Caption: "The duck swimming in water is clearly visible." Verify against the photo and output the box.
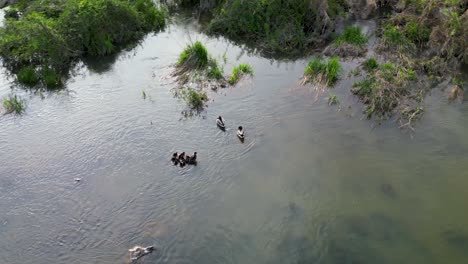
[216,116,225,130]
[237,126,244,140]
[187,152,197,164]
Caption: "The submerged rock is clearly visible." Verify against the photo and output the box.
[380,183,397,199]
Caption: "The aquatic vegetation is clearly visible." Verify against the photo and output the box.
[206,59,223,80]
[352,61,417,119]
[362,57,379,71]
[228,63,254,85]
[180,88,207,109]
[0,0,165,88]
[334,26,368,46]
[177,41,209,69]
[303,56,341,86]
[328,93,339,105]
[2,95,25,114]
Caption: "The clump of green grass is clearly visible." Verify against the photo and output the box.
[207,59,223,80]
[180,88,208,109]
[2,95,25,114]
[17,66,39,86]
[228,63,254,85]
[304,56,341,86]
[334,26,368,46]
[177,41,209,69]
[362,57,379,71]
[404,20,430,46]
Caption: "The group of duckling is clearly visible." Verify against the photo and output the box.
[171,152,197,167]
[216,116,245,141]
[170,116,244,168]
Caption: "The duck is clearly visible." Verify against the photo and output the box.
[237,126,244,140]
[216,116,226,130]
[171,152,179,165]
[187,152,197,164]
[128,245,155,261]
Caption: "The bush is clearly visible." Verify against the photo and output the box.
[304,56,341,86]
[362,57,379,71]
[2,95,25,114]
[177,41,209,69]
[334,26,367,46]
[0,0,165,88]
[228,63,254,85]
[17,67,39,86]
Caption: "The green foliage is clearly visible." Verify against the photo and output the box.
[351,61,416,118]
[17,67,39,86]
[382,23,409,48]
[362,57,379,71]
[208,0,346,55]
[180,88,207,109]
[2,95,25,114]
[0,0,165,88]
[207,59,223,80]
[228,63,254,85]
[334,26,368,46]
[178,41,209,69]
[304,56,341,86]
[40,67,62,88]
[404,21,430,45]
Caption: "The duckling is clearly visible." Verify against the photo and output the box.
[237,126,244,139]
[171,152,179,165]
[178,152,186,161]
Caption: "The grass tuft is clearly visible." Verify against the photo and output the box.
[228,63,254,85]
[362,57,379,71]
[207,59,223,80]
[180,88,208,109]
[2,95,25,114]
[177,41,209,69]
[304,56,341,86]
[334,26,368,46]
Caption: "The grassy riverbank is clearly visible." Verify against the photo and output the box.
[0,0,165,88]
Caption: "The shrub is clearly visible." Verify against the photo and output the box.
[177,41,209,69]
[334,26,368,46]
[304,56,341,86]
[2,95,25,114]
[362,57,379,71]
[228,63,254,85]
[17,67,39,86]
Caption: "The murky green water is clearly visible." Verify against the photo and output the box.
[1,18,468,264]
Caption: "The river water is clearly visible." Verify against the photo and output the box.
[1,18,468,264]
